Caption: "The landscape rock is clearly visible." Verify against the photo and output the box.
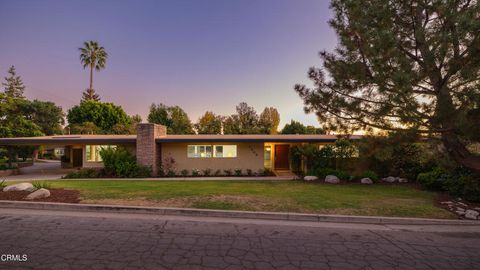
[25,188,51,200]
[303,176,318,181]
[325,175,340,184]
[360,178,373,185]
[382,176,396,183]
[465,210,479,220]
[397,178,408,183]
[3,183,35,192]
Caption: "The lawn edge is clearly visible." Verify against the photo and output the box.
[0,200,477,225]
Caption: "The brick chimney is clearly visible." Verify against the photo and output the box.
[136,123,166,176]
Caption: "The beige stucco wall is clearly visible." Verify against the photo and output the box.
[160,142,264,172]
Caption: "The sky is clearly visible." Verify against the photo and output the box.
[0,0,337,128]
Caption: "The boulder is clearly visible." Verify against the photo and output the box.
[397,178,408,183]
[325,175,340,184]
[465,210,479,220]
[360,178,373,185]
[3,183,35,192]
[25,188,51,200]
[382,176,397,183]
[303,176,318,181]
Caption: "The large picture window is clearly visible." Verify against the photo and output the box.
[187,145,212,158]
[213,145,237,158]
[86,145,116,162]
[187,145,237,158]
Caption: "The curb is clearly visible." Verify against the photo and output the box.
[0,200,478,225]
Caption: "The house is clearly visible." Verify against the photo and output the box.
[0,123,361,175]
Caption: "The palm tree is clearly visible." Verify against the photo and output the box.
[79,41,108,100]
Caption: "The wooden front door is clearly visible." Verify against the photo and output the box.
[72,149,83,167]
[274,145,290,170]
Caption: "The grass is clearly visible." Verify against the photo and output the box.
[39,180,456,219]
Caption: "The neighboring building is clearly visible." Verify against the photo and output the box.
[0,124,361,175]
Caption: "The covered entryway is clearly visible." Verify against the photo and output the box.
[274,144,290,170]
[72,148,83,168]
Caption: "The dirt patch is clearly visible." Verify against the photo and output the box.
[0,189,81,203]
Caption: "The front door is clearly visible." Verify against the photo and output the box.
[72,149,83,167]
[274,145,290,170]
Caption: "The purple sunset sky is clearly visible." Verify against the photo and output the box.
[0,0,336,127]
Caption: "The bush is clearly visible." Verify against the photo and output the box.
[257,168,275,176]
[417,168,448,191]
[191,169,200,177]
[63,168,102,179]
[32,181,52,190]
[202,168,212,176]
[0,179,7,188]
[234,169,242,176]
[223,169,232,176]
[99,147,151,178]
[444,170,480,202]
[214,169,222,176]
[166,169,176,177]
[180,169,189,177]
[355,170,379,182]
[246,169,253,176]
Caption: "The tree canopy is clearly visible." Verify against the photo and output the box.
[258,107,280,134]
[281,120,324,135]
[67,100,132,134]
[295,0,480,173]
[79,40,107,101]
[2,66,25,99]
[148,103,194,134]
[195,111,223,134]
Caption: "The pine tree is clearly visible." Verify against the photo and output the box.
[81,88,100,101]
[2,66,26,98]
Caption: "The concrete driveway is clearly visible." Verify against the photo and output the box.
[3,160,72,181]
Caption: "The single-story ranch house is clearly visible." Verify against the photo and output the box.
[0,124,361,175]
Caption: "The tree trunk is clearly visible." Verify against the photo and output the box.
[442,131,480,174]
[89,63,94,94]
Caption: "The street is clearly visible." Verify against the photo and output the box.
[0,208,479,270]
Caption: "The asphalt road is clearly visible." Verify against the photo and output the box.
[0,208,479,270]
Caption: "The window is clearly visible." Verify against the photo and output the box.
[264,145,272,168]
[187,145,237,158]
[187,145,212,158]
[214,145,237,158]
[86,145,116,162]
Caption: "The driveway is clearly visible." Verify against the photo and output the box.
[0,208,479,269]
[3,160,72,181]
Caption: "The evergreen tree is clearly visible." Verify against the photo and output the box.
[2,66,25,98]
[295,0,480,173]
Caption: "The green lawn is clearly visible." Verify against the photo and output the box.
[42,180,455,219]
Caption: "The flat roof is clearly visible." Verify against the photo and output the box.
[0,134,362,146]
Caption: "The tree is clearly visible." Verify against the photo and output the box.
[79,41,108,101]
[223,115,241,135]
[195,111,223,134]
[258,107,280,134]
[67,100,131,134]
[295,0,480,173]
[281,120,323,134]
[2,66,25,99]
[24,100,65,135]
[148,103,194,134]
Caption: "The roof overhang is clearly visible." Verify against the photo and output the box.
[0,136,137,146]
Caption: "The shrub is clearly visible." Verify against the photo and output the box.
[246,169,253,176]
[180,169,189,177]
[63,168,102,179]
[214,169,222,176]
[32,181,52,190]
[99,147,151,178]
[166,169,176,177]
[355,170,379,182]
[202,168,212,176]
[223,169,232,176]
[417,168,448,191]
[191,169,200,177]
[0,179,7,188]
[444,170,480,202]
[234,169,242,176]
